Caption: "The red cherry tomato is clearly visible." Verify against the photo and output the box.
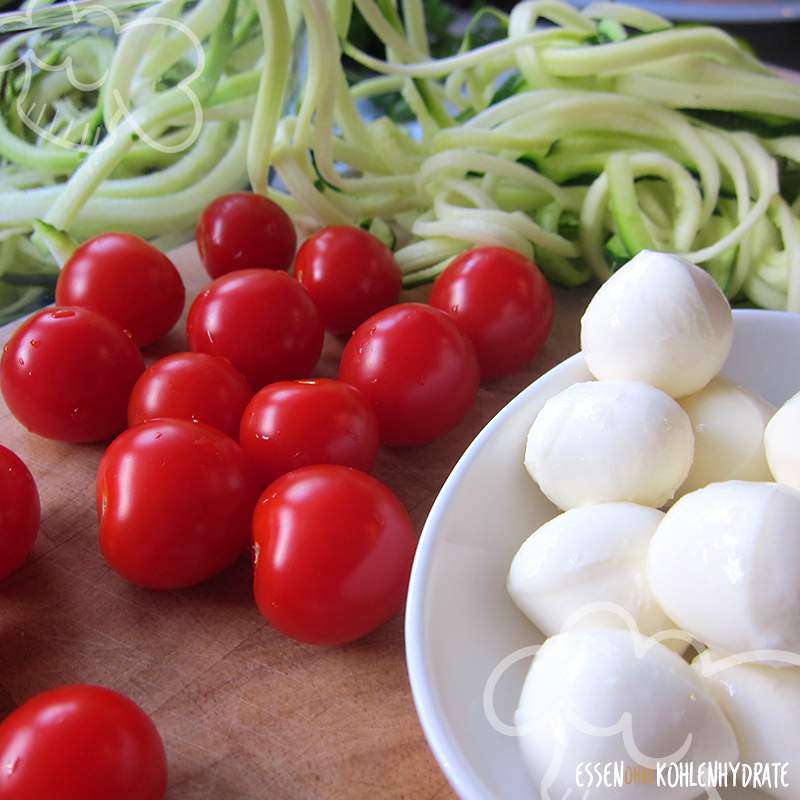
[0,445,39,581]
[187,269,324,388]
[294,226,402,334]
[128,352,251,440]
[429,247,553,380]
[1,307,145,442]
[339,303,479,446]
[0,684,167,800]
[252,465,416,644]
[196,192,296,279]
[97,419,258,589]
[55,233,185,347]
[239,378,379,485]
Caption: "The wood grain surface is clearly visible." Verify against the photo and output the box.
[0,243,593,800]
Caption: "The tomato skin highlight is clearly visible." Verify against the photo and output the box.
[187,269,324,389]
[339,303,479,446]
[0,445,39,581]
[128,352,252,440]
[196,192,297,279]
[97,419,259,589]
[0,684,167,800]
[240,378,379,486]
[294,226,402,334]
[252,465,417,645]
[55,233,185,347]
[429,247,553,380]
[0,307,145,443]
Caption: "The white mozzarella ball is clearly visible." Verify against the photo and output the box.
[508,503,679,644]
[580,250,733,398]
[648,481,800,658]
[694,652,800,800]
[678,377,774,495]
[516,628,738,799]
[765,391,800,491]
[525,380,694,510]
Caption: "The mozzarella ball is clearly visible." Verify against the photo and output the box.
[648,481,800,657]
[580,250,733,398]
[694,652,800,800]
[678,377,774,496]
[508,503,680,645]
[516,628,738,799]
[525,380,694,510]
[765,391,800,491]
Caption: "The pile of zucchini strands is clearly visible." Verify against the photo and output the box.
[2,0,800,324]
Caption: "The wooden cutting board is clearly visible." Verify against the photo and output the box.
[0,242,592,799]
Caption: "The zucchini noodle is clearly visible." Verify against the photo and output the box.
[1,0,799,314]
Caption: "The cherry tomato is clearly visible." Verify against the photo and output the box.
[97,419,258,589]
[0,684,166,800]
[294,226,402,334]
[1,307,145,442]
[339,303,479,446]
[55,233,185,347]
[239,378,379,485]
[196,192,296,279]
[128,352,251,440]
[0,445,39,581]
[187,269,323,388]
[252,465,416,644]
[429,247,553,380]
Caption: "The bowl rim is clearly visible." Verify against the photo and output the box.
[569,0,800,24]
[404,307,785,800]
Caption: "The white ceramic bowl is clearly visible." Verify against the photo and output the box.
[405,309,800,800]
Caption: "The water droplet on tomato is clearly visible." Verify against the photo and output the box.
[29,339,40,348]
[52,309,75,319]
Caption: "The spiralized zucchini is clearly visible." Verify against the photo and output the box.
[1,0,800,320]
[266,0,800,308]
